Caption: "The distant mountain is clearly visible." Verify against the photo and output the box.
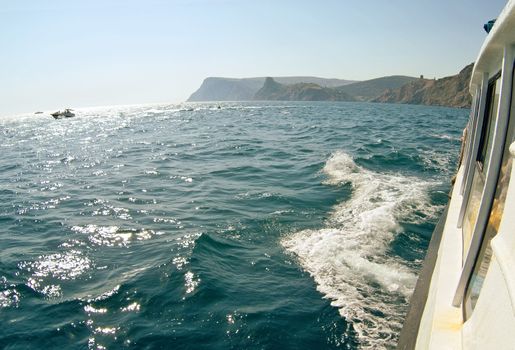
[336,76,419,101]
[187,78,261,101]
[273,77,356,87]
[188,65,473,108]
[254,77,356,101]
[187,76,356,101]
[372,63,473,108]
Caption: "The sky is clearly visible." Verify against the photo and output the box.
[0,0,508,116]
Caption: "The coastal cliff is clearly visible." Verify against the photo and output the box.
[188,64,473,108]
[372,63,473,108]
[254,78,356,101]
[187,77,355,102]
[187,77,263,101]
[335,76,419,101]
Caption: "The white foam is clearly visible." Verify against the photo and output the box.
[431,133,460,141]
[282,151,439,349]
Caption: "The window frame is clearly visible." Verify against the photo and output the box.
[477,72,502,173]
[459,72,501,260]
[460,90,482,195]
[453,49,515,308]
[458,73,490,228]
[462,63,515,319]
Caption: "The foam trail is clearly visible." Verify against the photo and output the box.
[282,151,438,349]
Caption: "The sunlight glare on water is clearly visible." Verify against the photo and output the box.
[0,102,467,349]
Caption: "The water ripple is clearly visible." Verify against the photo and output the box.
[0,102,468,349]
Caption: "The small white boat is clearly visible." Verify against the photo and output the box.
[51,109,75,119]
[398,1,515,349]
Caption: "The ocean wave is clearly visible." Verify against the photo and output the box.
[282,151,439,349]
[430,133,461,141]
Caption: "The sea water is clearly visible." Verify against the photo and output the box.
[0,102,468,349]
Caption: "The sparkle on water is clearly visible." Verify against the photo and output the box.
[0,102,467,349]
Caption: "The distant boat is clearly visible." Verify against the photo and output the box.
[34,111,43,114]
[51,109,75,119]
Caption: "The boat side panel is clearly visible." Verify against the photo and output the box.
[462,256,515,349]
[396,204,449,350]
[410,168,465,350]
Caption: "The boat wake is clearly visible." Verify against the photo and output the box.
[282,151,439,349]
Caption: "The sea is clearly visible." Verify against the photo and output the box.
[0,102,468,349]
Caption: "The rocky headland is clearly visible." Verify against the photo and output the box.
[372,63,473,108]
[187,63,474,108]
[254,77,356,101]
[188,77,355,102]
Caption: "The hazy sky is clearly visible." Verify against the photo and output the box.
[0,0,507,116]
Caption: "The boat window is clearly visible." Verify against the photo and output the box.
[478,76,502,170]
[463,69,514,319]
[462,74,501,260]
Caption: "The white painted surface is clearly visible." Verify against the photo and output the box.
[416,168,463,350]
